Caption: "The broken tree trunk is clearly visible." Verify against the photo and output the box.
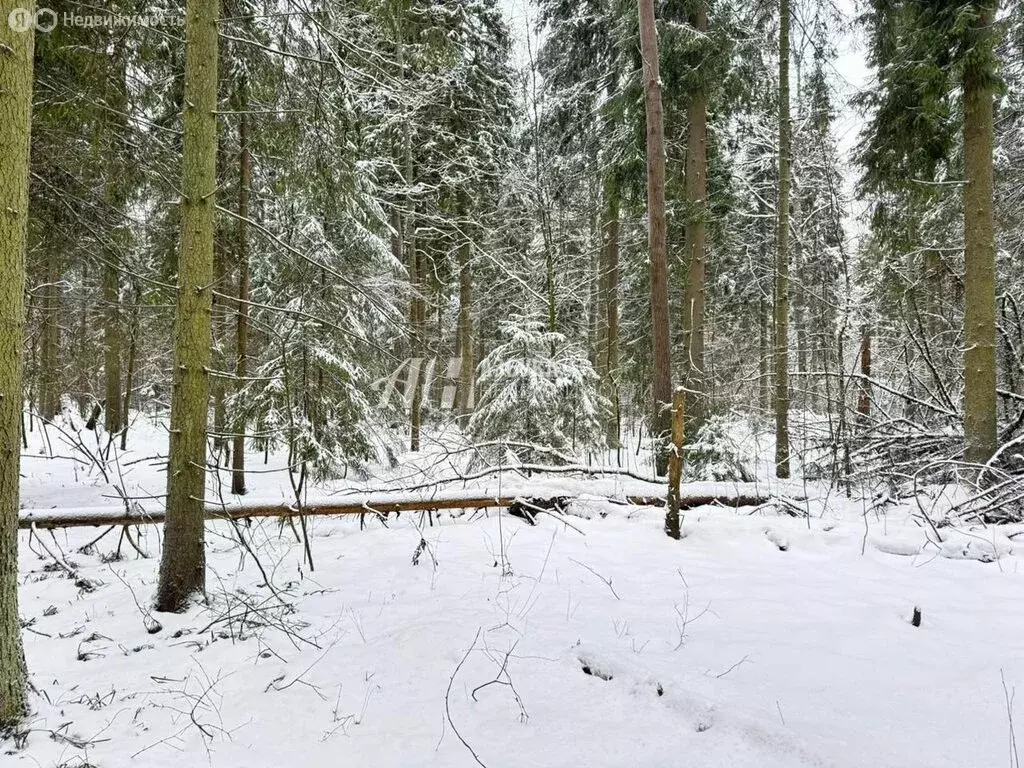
[665,387,685,539]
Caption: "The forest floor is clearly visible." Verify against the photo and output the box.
[8,411,1024,767]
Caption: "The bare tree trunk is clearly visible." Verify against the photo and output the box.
[455,196,474,418]
[120,283,141,451]
[231,103,251,495]
[398,32,425,452]
[157,0,219,612]
[602,172,621,446]
[759,296,769,412]
[408,201,424,451]
[102,262,123,434]
[75,263,89,415]
[407,225,425,451]
[857,324,871,425]
[638,0,673,478]
[211,244,227,459]
[961,1,998,465]
[39,247,60,421]
[102,33,129,437]
[0,1,34,722]
[433,280,444,409]
[665,388,685,539]
[794,240,808,411]
[774,0,792,478]
[590,233,603,371]
[681,0,708,438]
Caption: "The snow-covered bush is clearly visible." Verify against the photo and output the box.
[232,313,391,483]
[686,414,755,482]
[468,318,608,464]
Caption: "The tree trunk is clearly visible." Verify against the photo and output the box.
[102,31,129,437]
[602,171,621,446]
[232,103,251,495]
[102,261,123,434]
[590,232,603,371]
[681,0,708,438]
[120,283,141,451]
[0,1,34,723]
[39,245,60,421]
[74,263,90,414]
[794,239,808,411]
[638,0,673,477]
[211,247,227,459]
[665,388,685,539]
[961,2,998,466]
[774,0,792,479]
[759,296,769,412]
[156,0,219,613]
[456,200,474,418]
[407,193,424,450]
[857,324,871,425]
[401,28,424,452]
[545,237,557,333]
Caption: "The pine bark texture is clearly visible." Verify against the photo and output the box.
[681,0,708,438]
[0,0,34,723]
[961,2,998,465]
[638,0,673,476]
[774,0,792,479]
[156,0,219,612]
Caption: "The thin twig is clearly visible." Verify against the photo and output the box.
[568,558,620,600]
[443,628,487,768]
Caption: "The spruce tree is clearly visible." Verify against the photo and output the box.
[638,0,674,481]
[961,2,998,465]
[156,0,220,612]
[0,0,34,724]
[859,0,1000,466]
[680,0,710,438]
[775,0,792,478]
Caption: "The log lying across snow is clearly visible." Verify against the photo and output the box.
[19,484,785,530]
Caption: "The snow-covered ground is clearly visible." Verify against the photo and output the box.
[10,413,1024,767]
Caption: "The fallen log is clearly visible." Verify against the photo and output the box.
[19,489,782,530]
[624,494,785,510]
[20,496,525,530]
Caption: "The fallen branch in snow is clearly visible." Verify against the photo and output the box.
[568,558,621,600]
[442,628,488,768]
[625,492,800,511]
[472,639,528,723]
[19,487,785,529]
[713,654,751,679]
[1004,669,1021,768]
[27,524,77,577]
[390,461,663,493]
